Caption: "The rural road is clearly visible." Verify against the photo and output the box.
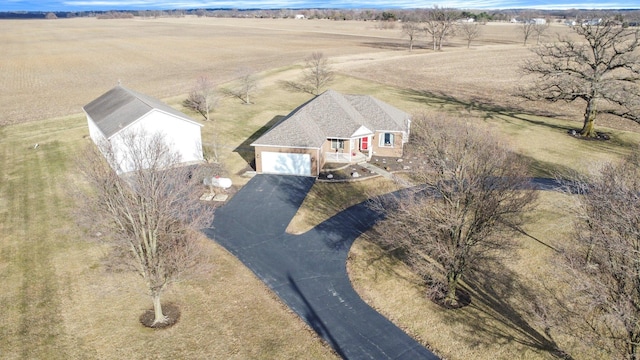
[204,174,439,359]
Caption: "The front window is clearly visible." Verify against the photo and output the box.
[331,139,345,150]
[380,133,394,147]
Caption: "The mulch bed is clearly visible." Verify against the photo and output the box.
[567,128,611,141]
[318,156,414,181]
[431,288,472,310]
[139,302,181,329]
[369,156,409,172]
[319,163,377,181]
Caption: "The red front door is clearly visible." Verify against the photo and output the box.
[360,137,368,151]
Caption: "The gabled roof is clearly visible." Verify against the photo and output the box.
[252,89,409,149]
[344,94,409,132]
[83,85,201,139]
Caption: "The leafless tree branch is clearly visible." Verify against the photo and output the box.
[518,20,640,137]
[73,130,215,325]
[183,76,218,121]
[371,115,537,307]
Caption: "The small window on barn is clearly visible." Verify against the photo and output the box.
[379,133,394,147]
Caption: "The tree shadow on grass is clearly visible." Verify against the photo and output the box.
[233,115,284,169]
[402,88,640,150]
[361,41,429,51]
[400,88,572,132]
[449,263,573,359]
[359,187,573,358]
[515,153,576,179]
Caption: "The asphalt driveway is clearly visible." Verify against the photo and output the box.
[204,174,438,359]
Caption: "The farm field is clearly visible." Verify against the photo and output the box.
[1,15,640,360]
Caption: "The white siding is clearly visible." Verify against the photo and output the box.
[86,114,107,146]
[130,110,203,164]
[103,110,203,174]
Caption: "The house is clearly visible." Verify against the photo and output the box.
[83,85,203,174]
[531,18,547,25]
[251,89,410,177]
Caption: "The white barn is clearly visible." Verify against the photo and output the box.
[83,85,203,174]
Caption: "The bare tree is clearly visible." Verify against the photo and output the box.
[201,131,226,164]
[532,21,550,45]
[559,152,640,359]
[520,21,640,137]
[302,52,335,95]
[372,115,537,307]
[520,21,536,46]
[401,21,421,51]
[518,12,539,46]
[222,67,258,104]
[459,22,482,48]
[75,130,214,326]
[281,52,335,95]
[183,76,218,121]
[422,6,459,51]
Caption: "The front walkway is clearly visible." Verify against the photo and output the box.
[204,175,438,360]
[359,162,394,179]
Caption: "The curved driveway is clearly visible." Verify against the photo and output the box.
[204,175,564,359]
[204,175,439,359]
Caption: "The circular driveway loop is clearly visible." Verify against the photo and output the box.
[204,174,439,359]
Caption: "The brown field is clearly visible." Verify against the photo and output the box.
[0,18,572,125]
[2,16,640,360]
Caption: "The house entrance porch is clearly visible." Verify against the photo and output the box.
[325,150,367,164]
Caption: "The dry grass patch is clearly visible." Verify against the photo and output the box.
[347,191,605,359]
[0,17,401,126]
[5,16,640,359]
[0,116,337,360]
[286,177,402,234]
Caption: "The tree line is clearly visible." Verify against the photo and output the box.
[5,8,640,22]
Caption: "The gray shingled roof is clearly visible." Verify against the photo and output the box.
[83,85,200,139]
[252,89,409,149]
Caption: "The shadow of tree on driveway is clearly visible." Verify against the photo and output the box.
[286,274,346,358]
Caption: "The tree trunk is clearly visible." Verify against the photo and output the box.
[446,272,460,306]
[152,293,167,325]
[581,99,597,137]
[629,333,638,360]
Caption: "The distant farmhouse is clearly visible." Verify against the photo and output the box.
[83,85,203,174]
[251,89,410,177]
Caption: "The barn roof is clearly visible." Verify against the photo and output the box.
[83,85,200,139]
[251,89,409,149]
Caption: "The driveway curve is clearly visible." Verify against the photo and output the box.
[204,174,439,359]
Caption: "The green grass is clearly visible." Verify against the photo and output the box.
[0,116,86,358]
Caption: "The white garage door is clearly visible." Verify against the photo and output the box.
[261,151,312,176]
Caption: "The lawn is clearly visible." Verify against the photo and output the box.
[2,16,640,360]
[0,115,338,359]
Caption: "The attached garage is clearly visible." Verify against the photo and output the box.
[261,151,312,176]
[250,90,410,177]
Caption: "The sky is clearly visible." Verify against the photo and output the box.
[1,0,638,12]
